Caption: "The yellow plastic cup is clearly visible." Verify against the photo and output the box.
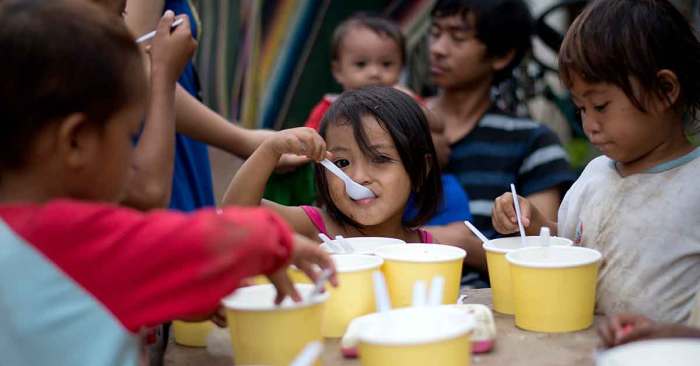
[172,320,215,347]
[373,244,466,308]
[322,254,384,338]
[484,236,573,314]
[320,237,405,255]
[222,284,329,366]
[245,266,312,286]
[506,246,601,332]
[358,307,474,366]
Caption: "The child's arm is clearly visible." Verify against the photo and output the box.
[122,12,196,210]
[13,200,335,331]
[124,0,308,173]
[222,128,328,237]
[491,192,558,236]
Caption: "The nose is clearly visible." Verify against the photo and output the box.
[367,64,381,81]
[348,160,372,186]
[430,34,448,59]
[581,113,601,138]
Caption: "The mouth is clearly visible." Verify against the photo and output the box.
[353,196,378,206]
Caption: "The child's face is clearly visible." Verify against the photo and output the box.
[429,15,493,89]
[332,26,403,91]
[324,115,412,227]
[569,73,673,165]
[83,100,144,202]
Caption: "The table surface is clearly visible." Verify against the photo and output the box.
[164,289,601,366]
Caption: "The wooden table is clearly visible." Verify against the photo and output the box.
[164,289,601,366]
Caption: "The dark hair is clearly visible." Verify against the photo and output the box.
[431,0,533,84]
[316,86,442,228]
[0,0,144,172]
[331,13,406,65]
[559,0,700,132]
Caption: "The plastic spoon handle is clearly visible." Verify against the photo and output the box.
[510,184,527,247]
[289,341,323,366]
[318,233,344,253]
[539,227,551,247]
[464,221,489,244]
[309,268,333,299]
[429,276,445,306]
[334,235,354,254]
[412,280,427,307]
[135,18,184,43]
[372,271,391,313]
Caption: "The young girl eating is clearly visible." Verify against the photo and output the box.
[491,0,700,323]
[224,86,443,243]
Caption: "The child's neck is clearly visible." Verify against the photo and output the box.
[0,169,64,204]
[431,83,492,144]
[617,126,695,176]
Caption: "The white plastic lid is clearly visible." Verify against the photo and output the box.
[358,307,474,346]
[320,237,405,255]
[597,339,700,366]
[483,236,573,254]
[505,246,601,269]
[222,284,329,311]
[332,254,383,272]
[373,244,466,263]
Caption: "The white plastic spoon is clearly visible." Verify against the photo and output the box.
[135,18,185,43]
[318,233,344,254]
[539,227,551,247]
[464,220,489,244]
[308,268,334,300]
[289,341,323,366]
[412,280,428,307]
[320,159,375,200]
[428,276,445,306]
[372,271,391,313]
[510,184,527,247]
[334,235,354,254]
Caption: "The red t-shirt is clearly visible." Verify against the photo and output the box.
[0,199,294,330]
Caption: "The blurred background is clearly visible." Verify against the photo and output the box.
[194,0,700,201]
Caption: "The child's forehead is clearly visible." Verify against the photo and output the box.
[325,115,395,148]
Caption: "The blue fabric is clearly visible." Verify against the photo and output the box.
[403,174,472,226]
[165,0,215,211]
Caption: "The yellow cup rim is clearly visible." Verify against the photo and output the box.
[331,254,384,272]
[505,246,602,269]
[221,284,329,312]
[373,243,466,263]
[358,307,474,346]
[483,236,573,254]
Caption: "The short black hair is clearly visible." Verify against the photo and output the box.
[431,0,533,84]
[0,0,145,172]
[316,86,442,228]
[331,13,406,65]
[560,0,700,132]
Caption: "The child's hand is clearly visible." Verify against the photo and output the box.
[149,10,197,83]
[263,127,329,162]
[597,313,700,348]
[266,234,337,305]
[492,192,540,235]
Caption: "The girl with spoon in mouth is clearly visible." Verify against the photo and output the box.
[223,86,442,244]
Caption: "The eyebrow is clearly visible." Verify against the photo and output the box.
[329,146,350,153]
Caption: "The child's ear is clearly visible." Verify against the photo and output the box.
[56,113,100,169]
[656,69,681,109]
[491,49,516,73]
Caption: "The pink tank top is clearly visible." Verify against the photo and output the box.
[301,206,434,243]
